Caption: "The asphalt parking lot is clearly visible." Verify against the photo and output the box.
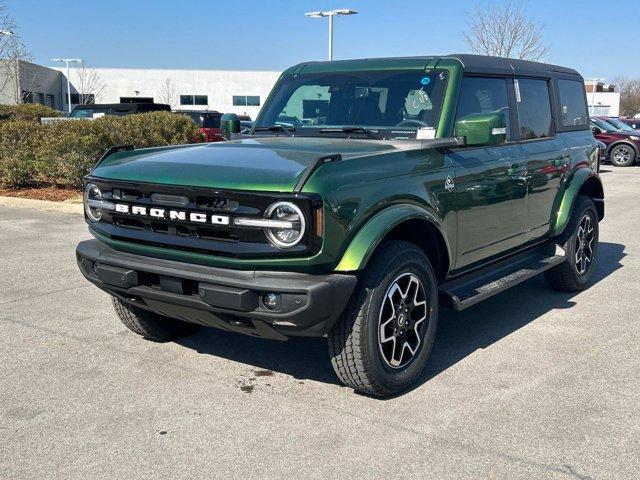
[1,166,639,479]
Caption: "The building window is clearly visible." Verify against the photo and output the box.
[45,94,55,109]
[22,91,34,103]
[233,95,260,106]
[180,95,208,106]
[65,93,82,104]
[588,105,610,116]
[180,95,194,105]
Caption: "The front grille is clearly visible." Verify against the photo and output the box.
[86,177,322,258]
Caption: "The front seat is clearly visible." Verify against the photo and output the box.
[347,97,383,125]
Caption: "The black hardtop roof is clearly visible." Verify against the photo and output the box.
[444,54,582,78]
[287,54,583,79]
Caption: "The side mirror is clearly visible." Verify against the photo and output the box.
[220,113,240,140]
[591,126,602,135]
[454,112,506,147]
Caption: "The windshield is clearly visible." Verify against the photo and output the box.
[604,117,636,132]
[255,69,449,140]
[591,117,617,132]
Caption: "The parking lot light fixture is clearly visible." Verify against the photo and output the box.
[304,9,358,61]
[51,58,83,113]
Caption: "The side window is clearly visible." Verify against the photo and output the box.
[515,78,553,140]
[557,79,588,127]
[455,77,510,142]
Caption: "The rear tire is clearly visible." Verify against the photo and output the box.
[545,196,599,292]
[328,241,438,397]
[609,144,636,167]
[112,297,199,341]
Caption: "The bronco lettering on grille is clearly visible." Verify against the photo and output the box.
[114,203,230,225]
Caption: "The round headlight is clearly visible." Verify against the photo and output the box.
[84,183,103,222]
[264,201,305,248]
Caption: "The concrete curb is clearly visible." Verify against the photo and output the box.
[0,195,83,215]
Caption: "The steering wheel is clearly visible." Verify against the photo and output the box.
[396,119,429,128]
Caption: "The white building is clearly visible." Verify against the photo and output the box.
[584,79,621,117]
[53,67,282,119]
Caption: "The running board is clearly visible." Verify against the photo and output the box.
[439,244,566,311]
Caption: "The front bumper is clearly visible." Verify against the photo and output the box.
[76,239,357,340]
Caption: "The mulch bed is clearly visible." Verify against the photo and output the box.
[0,186,82,202]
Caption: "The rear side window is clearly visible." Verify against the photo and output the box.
[557,79,588,127]
[455,77,511,142]
[514,78,553,140]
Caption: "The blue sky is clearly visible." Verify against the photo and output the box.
[7,0,639,80]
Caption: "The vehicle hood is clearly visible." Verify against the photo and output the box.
[91,137,400,192]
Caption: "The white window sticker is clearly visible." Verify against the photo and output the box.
[416,127,436,140]
[514,79,521,103]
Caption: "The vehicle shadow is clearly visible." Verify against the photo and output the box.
[175,242,625,393]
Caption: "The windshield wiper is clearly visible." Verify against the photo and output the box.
[317,126,379,136]
[253,125,295,137]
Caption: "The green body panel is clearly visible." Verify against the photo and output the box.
[86,56,602,279]
[551,167,602,237]
[92,137,398,192]
[334,204,449,271]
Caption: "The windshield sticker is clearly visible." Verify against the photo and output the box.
[420,76,431,86]
[416,127,436,140]
[514,79,522,102]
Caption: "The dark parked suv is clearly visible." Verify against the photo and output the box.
[77,55,603,396]
[590,117,640,166]
[70,102,171,118]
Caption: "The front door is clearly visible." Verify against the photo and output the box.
[449,76,527,270]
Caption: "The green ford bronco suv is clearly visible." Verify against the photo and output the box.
[76,54,604,396]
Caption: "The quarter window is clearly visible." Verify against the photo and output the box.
[514,78,553,140]
[455,77,511,142]
[557,79,589,127]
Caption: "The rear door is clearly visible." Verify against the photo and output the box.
[514,78,566,239]
[449,76,527,269]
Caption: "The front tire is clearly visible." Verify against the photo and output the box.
[609,144,636,167]
[328,241,438,397]
[545,196,599,292]
[112,297,199,341]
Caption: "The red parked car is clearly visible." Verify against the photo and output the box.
[590,117,640,167]
[180,111,252,142]
[180,111,224,142]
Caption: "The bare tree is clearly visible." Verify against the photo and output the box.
[157,78,177,107]
[613,76,640,118]
[74,62,106,104]
[0,0,32,102]
[464,0,549,61]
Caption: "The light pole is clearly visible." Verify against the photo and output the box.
[305,9,358,61]
[51,58,83,113]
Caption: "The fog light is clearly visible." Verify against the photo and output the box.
[263,293,279,310]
